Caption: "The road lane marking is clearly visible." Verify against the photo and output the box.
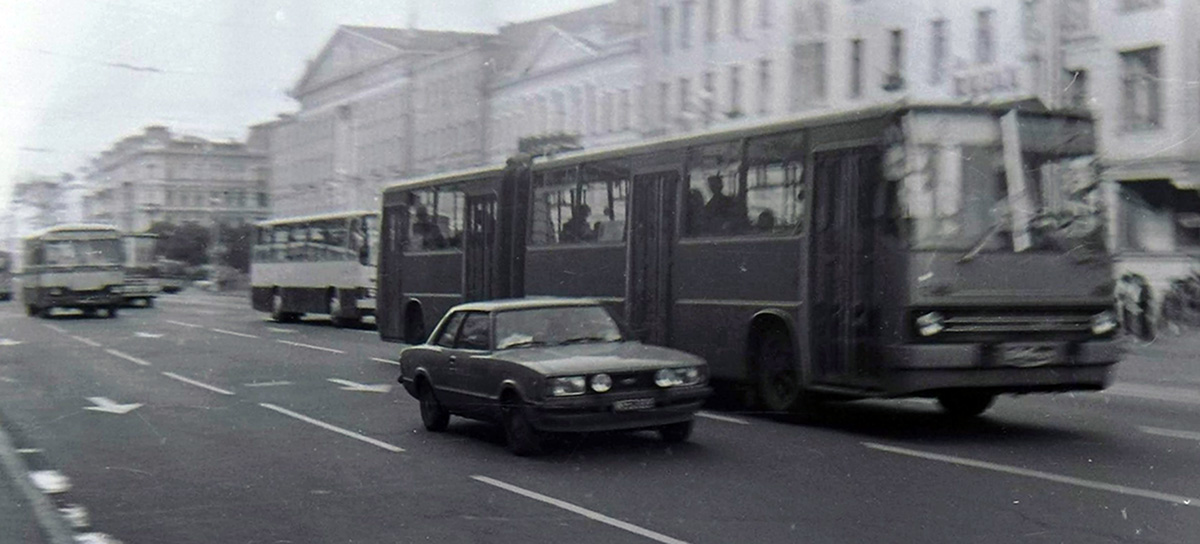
[266,326,297,334]
[370,357,400,366]
[70,336,102,348]
[104,349,152,367]
[1106,383,1200,405]
[243,380,293,388]
[43,324,68,334]
[133,332,163,339]
[83,397,143,414]
[864,442,1200,508]
[1139,426,1200,442]
[276,339,345,354]
[210,328,259,339]
[696,411,750,425]
[0,339,23,346]
[165,320,203,329]
[161,372,235,396]
[16,448,42,454]
[259,403,403,453]
[471,475,690,544]
[328,378,392,393]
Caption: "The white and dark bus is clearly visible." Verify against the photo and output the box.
[22,224,126,318]
[251,211,379,326]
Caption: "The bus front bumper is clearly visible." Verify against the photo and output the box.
[882,339,1124,395]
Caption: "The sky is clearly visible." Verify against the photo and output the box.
[0,0,609,212]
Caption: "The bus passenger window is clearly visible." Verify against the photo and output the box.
[685,134,807,237]
[407,188,464,251]
[685,141,749,236]
[530,163,628,246]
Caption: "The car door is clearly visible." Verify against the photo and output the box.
[451,311,494,418]
[424,312,467,409]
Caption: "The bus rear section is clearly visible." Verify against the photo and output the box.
[22,224,126,318]
[122,233,161,307]
[251,212,379,326]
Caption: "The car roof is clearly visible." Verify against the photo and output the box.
[448,297,604,313]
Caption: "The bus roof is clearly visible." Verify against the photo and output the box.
[381,99,1092,196]
[24,223,122,240]
[255,210,378,227]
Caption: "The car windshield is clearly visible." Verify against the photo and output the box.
[494,305,623,350]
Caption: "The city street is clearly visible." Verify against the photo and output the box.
[1,290,1198,544]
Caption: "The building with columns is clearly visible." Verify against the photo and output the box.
[83,126,271,232]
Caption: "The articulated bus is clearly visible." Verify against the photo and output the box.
[0,250,12,301]
[121,232,161,307]
[378,103,1122,417]
[251,211,379,326]
[22,224,126,318]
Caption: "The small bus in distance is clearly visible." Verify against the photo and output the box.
[251,211,379,326]
[22,224,125,318]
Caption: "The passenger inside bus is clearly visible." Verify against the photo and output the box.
[701,174,748,234]
[412,206,447,250]
[560,204,597,243]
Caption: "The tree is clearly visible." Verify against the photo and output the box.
[149,221,210,267]
[218,223,254,273]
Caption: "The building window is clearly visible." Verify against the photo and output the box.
[586,85,597,134]
[706,0,717,42]
[930,19,947,85]
[1064,69,1088,109]
[888,30,904,85]
[660,6,672,54]
[1121,47,1162,130]
[681,0,694,50]
[758,58,772,115]
[791,42,827,109]
[703,71,715,125]
[679,77,691,122]
[730,0,743,38]
[621,89,632,131]
[1120,0,1164,12]
[660,81,671,128]
[976,9,995,65]
[729,65,742,117]
[849,39,863,98]
[759,0,771,29]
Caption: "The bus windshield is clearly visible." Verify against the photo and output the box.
[895,112,1105,257]
[43,238,123,266]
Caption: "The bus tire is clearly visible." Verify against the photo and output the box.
[271,290,297,323]
[106,306,119,318]
[937,392,995,418]
[26,304,39,317]
[750,324,811,414]
[658,419,694,443]
[328,288,356,327]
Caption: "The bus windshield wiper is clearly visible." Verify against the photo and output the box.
[958,222,1006,263]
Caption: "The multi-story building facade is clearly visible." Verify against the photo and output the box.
[83,126,271,232]
[267,26,495,217]
[1060,0,1200,304]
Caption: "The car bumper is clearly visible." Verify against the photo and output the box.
[528,386,712,433]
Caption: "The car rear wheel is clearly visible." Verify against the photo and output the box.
[418,383,450,432]
[937,392,996,418]
[658,420,694,443]
[502,397,543,456]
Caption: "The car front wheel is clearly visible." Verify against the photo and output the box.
[502,398,543,456]
[418,383,450,432]
[658,420,694,443]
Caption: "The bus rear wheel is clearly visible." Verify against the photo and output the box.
[937,392,995,418]
[271,291,298,323]
[752,326,809,413]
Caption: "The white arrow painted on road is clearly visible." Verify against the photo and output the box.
[0,338,23,346]
[83,397,143,414]
[327,378,392,393]
[134,332,164,339]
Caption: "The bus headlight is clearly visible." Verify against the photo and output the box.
[547,376,586,396]
[916,312,945,337]
[1091,310,1118,336]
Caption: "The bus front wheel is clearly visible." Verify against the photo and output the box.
[937,392,995,418]
[751,325,812,414]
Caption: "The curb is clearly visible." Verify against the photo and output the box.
[0,415,75,544]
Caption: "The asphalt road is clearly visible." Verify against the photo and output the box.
[1,291,1198,543]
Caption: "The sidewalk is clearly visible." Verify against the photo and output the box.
[0,416,69,544]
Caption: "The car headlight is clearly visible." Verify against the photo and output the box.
[547,376,586,396]
[1091,310,1118,336]
[590,373,612,393]
[655,366,704,388]
[916,311,945,337]
[48,287,64,296]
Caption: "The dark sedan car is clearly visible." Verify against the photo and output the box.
[398,298,712,455]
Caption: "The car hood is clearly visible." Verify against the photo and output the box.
[498,342,704,375]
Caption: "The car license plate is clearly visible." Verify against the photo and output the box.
[1001,343,1059,368]
[613,398,656,411]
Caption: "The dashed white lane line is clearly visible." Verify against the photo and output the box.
[210,328,259,339]
[259,403,403,453]
[266,327,297,334]
[243,380,293,388]
[165,320,203,329]
[276,339,345,354]
[43,324,68,334]
[471,475,690,544]
[696,411,750,425]
[161,372,235,396]
[370,357,400,366]
[104,349,152,367]
[69,336,102,348]
[17,448,42,454]
[1106,382,1200,406]
[1139,426,1200,442]
[864,442,1200,508]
